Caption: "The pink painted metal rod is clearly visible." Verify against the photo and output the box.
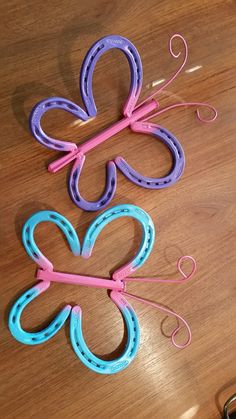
[48,99,157,173]
[36,269,124,291]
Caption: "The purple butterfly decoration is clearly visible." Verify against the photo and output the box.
[30,34,217,211]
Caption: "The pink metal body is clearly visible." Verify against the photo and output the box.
[37,255,196,349]
[37,269,124,291]
[48,99,157,173]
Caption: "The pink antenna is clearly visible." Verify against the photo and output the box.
[141,102,217,123]
[122,291,192,349]
[125,255,196,284]
[137,34,188,108]
[121,255,197,349]
[135,33,218,124]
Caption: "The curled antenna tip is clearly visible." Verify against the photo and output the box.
[169,33,188,59]
[177,255,197,282]
[171,319,192,349]
[196,104,218,123]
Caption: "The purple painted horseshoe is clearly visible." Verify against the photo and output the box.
[30,98,88,152]
[115,122,185,188]
[69,155,117,211]
[80,35,143,117]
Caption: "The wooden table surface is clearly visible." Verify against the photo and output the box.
[1,1,236,418]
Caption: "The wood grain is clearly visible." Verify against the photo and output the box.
[1,1,236,418]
